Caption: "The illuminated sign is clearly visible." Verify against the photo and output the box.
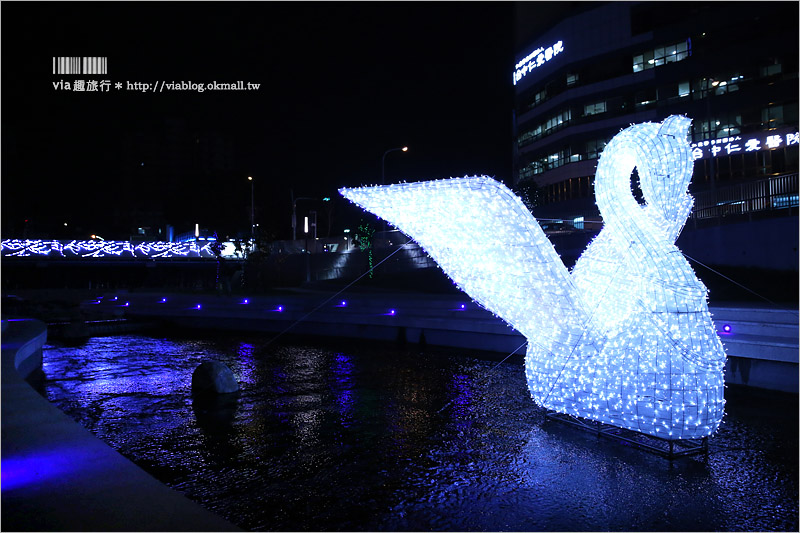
[690,130,799,160]
[341,116,726,440]
[513,40,564,85]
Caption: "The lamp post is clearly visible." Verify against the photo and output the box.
[247,176,255,240]
[706,80,718,198]
[291,190,319,241]
[380,146,408,232]
[381,146,408,186]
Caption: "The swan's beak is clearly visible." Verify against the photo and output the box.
[658,114,692,140]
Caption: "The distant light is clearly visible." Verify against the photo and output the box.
[722,324,731,333]
[195,304,202,310]
[304,217,309,234]
[195,224,200,238]
[322,197,331,202]
[63,222,68,226]
[277,305,283,312]
[160,298,167,303]
[242,299,249,304]
[343,229,351,233]
[339,300,347,307]
[460,304,466,310]
[389,309,396,315]
[248,176,253,181]
[401,146,408,152]
[123,302,129,307]
[111,296,118,301]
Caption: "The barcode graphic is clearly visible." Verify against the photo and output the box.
[52,57,107,75]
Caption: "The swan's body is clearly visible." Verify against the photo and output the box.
[340,116,725,440]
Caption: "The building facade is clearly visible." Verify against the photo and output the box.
[512,1,799,225]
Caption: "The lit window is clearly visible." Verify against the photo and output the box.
[760,60,782,77]
[566,73,579,86]
[584,101,607,116]
[762,106,784,127]
[633,40,690,73]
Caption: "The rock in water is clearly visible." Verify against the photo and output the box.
[192,361,239,395]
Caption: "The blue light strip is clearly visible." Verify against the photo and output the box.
[1,239,244,259]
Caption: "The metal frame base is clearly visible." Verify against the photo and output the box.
[545,411,709,459]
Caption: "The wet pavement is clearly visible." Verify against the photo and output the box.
[41,333,798,531]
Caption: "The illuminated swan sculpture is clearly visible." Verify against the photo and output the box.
[340,116,725,440]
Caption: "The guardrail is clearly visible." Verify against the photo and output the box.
[691,173,798,220]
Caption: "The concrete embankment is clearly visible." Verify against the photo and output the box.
[1,318,240,532]
[107,289,799,394]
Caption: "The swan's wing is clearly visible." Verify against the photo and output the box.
[340,175,590,339]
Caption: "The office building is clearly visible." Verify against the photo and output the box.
[512,1,798,226]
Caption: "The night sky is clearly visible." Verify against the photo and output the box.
[2,2,517,240]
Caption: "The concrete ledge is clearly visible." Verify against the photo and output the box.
[115,290,798,393]
[725,355,798,393]
[1,318,240,532]
[1,318,47,380]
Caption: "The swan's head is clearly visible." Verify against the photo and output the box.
[636,115,693,222]
[595,115,694,224]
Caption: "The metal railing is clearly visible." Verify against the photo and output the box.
[691,173,798,220]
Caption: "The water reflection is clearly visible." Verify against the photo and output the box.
[41,335,797,532]
[234,342,257,387]
[330,352,356,427]
[192,393,239,434]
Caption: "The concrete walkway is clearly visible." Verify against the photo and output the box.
[1,318,240,532]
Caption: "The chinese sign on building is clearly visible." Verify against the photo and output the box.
[690,129,799,160]
[513,40,564,86]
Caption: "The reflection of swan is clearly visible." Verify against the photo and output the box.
[340,116,725,440]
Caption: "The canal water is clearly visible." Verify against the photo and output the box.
[42,334,797,531]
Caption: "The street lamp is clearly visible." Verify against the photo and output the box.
[247,176,255,239]
[381,146,408,186]
[380,146,408,232]
[706,80,717,196]
[291,191,319,241]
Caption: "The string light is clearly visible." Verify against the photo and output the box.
[1,239,240,259]
[340,115,726,440]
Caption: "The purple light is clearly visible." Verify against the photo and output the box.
[723,324,732,333]
[111,296,118,301]
[122,302,129,307]
[277,306,283,312]
[195,304,202,310]
[389,309,396,315]
[341,300,347,307]
[242,299,249,304]
[460,304,466,310]
[160,298,167,303]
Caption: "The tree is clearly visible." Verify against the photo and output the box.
[355,221,375,278]
[512,178,540,213]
